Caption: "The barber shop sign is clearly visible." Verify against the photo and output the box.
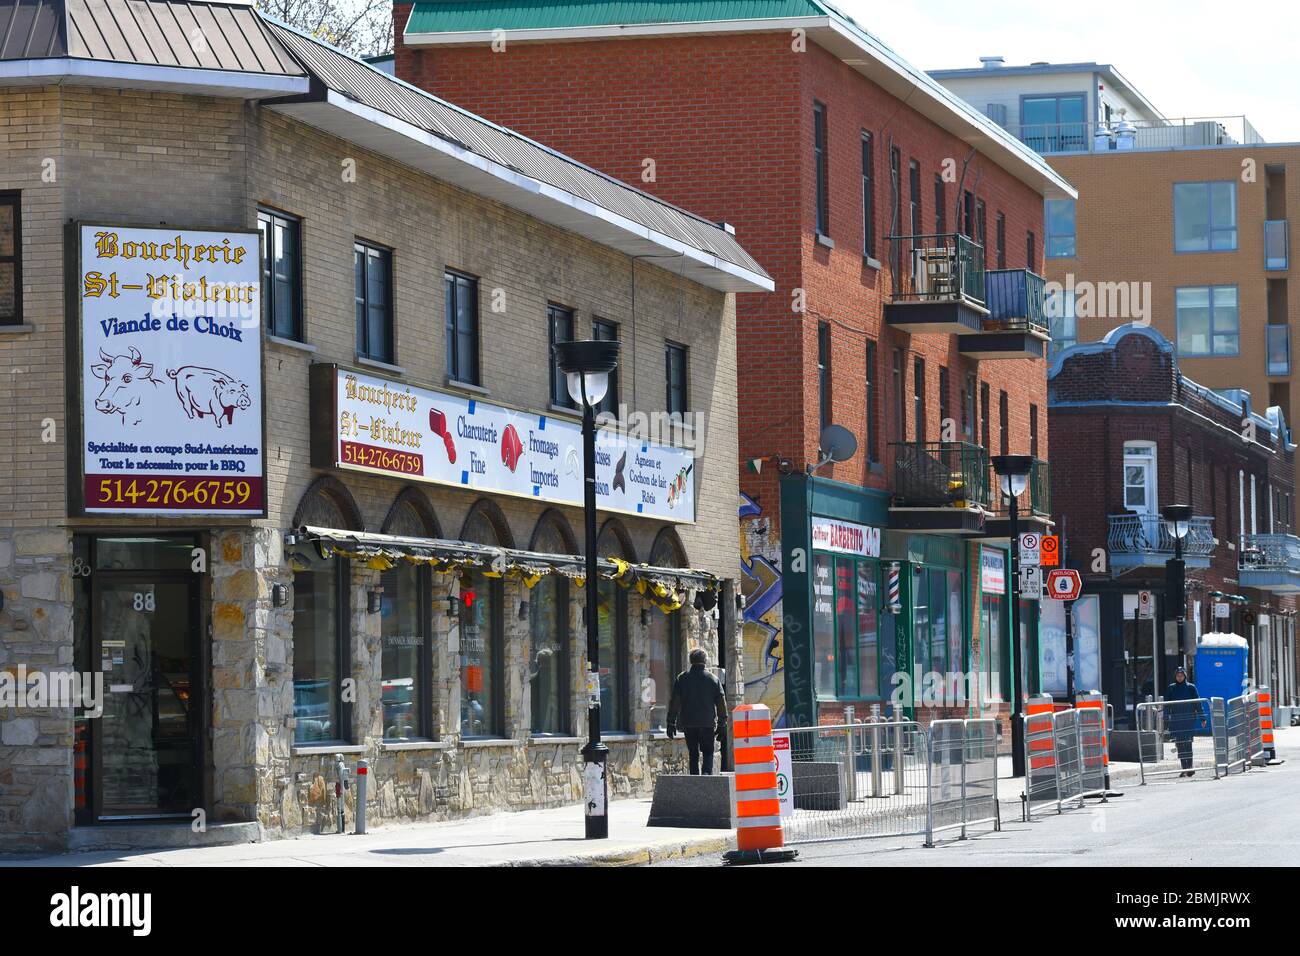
[77,224,265,515]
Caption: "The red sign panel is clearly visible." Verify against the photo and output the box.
[1046,569,1082,601]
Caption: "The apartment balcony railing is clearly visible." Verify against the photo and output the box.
[1265,219,1289,271]
[891,441,990,510]
[1239,533,1300,593]
[1106,513,1215,572]
[1009,116,1262,155]
[1268,324,1290,377]
[982,268,1049,335]
[988,458,1051,518]
[888,233,986,307]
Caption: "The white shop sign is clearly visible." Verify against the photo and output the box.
[981,548,1006,595]
[79,224,265,515]
[326,367,696,523]
[810,517,881,557]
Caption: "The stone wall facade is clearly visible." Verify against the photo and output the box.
[0,84,746,851]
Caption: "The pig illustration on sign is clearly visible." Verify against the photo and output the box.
[167,366,252,428]
[89,347,163,426]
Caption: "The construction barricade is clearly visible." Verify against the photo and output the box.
[1246,691,1265,764]
[924,718,1000,847]
[727,703,785,857]
[1137,697,1219,783]
[1023,695,1060,820]
[1258,685,1277,763]
[1211,697,1230,776]
[1223,694,1253,774]
[1076,700,1109,799]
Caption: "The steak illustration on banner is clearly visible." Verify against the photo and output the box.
[167,366,252,428]
[429,408,457,463]
[501,423,524,472]
[89,347,163,426]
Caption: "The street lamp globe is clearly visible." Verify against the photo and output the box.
[554,339,620,409]
[990,454,1034,499]
[1161,504,1193,540]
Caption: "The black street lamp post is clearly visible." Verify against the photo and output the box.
[554,338,620,840]
[992,454,1034,779]
[1161,504,1192,693]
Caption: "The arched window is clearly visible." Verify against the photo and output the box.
[647,531,688,731]
[529,511,576,735]
[596,521,635,733]
[379,492,438,740]
[290,479,360,745]
[459,503,508,738]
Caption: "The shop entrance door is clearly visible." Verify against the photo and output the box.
[91,575,202,820]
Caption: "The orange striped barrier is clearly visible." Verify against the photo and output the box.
[1076,691,1110,793]
[1259,686,1276,762]
[1026,694,1056,772]
[730,703,783,852]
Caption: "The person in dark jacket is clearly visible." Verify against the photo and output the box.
[1164,666,1206,777]
[667,648,728,775]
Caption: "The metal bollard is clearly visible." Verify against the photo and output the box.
[334,753,349,834]
[355,758,369,835]
[893,720,905,796]
[870,715,883,798]
[843,706,857,803]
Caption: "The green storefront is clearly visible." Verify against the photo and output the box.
[780,473,1030,727]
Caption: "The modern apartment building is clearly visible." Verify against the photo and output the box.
[392,0,1077,731]
[934,58,1300,703]
[0,0,770,851]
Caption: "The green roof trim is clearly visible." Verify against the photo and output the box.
[405,0,823,34]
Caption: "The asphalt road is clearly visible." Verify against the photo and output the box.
[657,730,1300,867]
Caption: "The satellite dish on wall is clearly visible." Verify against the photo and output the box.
[808,424,859,474]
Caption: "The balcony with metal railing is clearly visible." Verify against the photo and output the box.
[959,268,1050,360]
[1265,219,1289,271]
[1009,116,1263,155]
[1238,533,1300,593]
[983,458,1052,538]
[884,234,988,335]
[888,441,990,535]
[1106,513,1214,573]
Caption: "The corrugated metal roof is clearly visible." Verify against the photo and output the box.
[0,0,303,74]
[265,20,767,277]
[405,0,820,34]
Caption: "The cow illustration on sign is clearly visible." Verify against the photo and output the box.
[167,366,252,428]
[90,347,164,426]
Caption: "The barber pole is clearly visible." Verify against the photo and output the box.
[887,562,901,613]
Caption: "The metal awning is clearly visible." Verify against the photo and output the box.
[295,526,720,609]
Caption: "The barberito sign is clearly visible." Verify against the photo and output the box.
[311,365,697,523]
[810,516,880,557]
[78,225,264,515]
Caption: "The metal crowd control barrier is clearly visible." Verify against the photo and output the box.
[1223,694,1253,775]
[778,717,999,847]
[1024,703,1110,822]
[1211,698,1229,776]
[1077,704,1108,798]
[1246,692,1265,764]
[1136,697,1219,783]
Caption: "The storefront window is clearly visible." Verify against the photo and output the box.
[812,554,836,697]
[856,564,879,698]
[647,535,687,732]
[1073,594,1101,692]
[913,576,930,690]
[596,524,632,732]
[835,560,858,697]
[929,569,947,678]
[380,561,426,740]
[530,519,570,736]
[293,548,346,743]
[982,595,1004,702]
[460,508,504,737]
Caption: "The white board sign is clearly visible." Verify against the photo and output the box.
[981,548,1006,595]
[810,517,881,557]
[322,367,696,523]
[79,225,264,514]
[1018,532,1041,566]
[773,731,794,818]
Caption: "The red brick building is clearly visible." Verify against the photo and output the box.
[1049,324,1298,724]
[393,1,1077,728]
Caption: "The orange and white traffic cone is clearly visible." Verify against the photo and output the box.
[723,703,797,864]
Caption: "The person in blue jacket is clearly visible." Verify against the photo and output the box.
[1164,666,1207,777]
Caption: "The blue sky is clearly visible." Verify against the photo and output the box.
[844,0,1300,143]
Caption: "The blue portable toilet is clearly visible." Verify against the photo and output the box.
[1195,633,1250,703]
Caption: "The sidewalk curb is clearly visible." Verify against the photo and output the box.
[500,833,735,867]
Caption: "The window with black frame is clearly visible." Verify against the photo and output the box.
[293,546,349,744]
[380,500,433,741]
[0,192,20,326]
[530,517,571,736]
[355,240,393,363]
[592,319,620,416]
[596,524,632,732]
[647,534,687,732]
[258,208,301,340]
[549,304,575,407]
[666,342,688,416]
[445,269,480,385]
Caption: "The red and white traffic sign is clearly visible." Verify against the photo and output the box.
[1046,569,1082,601]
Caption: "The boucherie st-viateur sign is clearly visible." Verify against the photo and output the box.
[76,224,266,515]
[309,364,697,523]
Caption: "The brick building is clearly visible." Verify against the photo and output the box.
[0,0,772,851]
[1049,324,1298,725]
[392,0,1077,730]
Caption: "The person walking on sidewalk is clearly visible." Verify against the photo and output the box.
[666,648,728,775]
[1165,666,1206,777]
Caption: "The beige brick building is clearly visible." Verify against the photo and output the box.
[0,0,770,851]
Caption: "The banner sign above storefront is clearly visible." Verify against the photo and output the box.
[78,224,265,515]
[310,365,696,523]
[981,547,1006,595]
[810,516,880,557]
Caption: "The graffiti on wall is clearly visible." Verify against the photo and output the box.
[740,494,786,726]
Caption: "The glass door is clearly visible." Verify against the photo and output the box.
[93,577,201,819]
